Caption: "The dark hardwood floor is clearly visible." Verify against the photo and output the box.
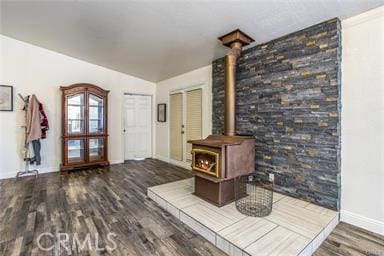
[315,222,384,256]
[0,159,225,256]
[0,159,383,256]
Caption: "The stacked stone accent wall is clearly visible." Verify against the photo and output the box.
[212,19,341,210]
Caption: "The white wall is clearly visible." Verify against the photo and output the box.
[341,6,384,235]
[155,65,212,165]
[0,35,156,179]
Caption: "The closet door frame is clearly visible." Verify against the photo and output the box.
[168,83,205,167]
[122,92,154,161]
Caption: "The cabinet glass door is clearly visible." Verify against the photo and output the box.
[67,93,85,134]
[67,139,85,163]
[89,138,104,161]
[88,94,104,133]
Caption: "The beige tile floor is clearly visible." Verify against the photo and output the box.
[148,178,339,256]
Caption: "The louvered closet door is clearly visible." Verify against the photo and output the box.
[186,89,202,161]
[170,93,183,161]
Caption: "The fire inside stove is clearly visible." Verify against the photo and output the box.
[196,156,215,170]
[191,149,219,177]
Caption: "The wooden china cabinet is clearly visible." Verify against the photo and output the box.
[60,83,109,171]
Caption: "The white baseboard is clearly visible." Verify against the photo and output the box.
[154,155,170,163]
[169,159,190,170]
[110,159,124,165]
[0,166,59,180]
[341,210,384,236]
[154,155,190,170]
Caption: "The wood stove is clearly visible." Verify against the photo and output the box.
[188,29,255,207]
[190,135,255,206]
[191,135,255,180]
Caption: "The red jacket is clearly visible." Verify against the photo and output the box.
[39,103,49,139]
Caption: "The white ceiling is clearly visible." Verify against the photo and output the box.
[1,1,383,82]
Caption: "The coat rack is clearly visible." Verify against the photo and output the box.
[16,93,39,180]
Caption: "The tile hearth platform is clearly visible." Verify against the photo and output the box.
[147,178,339,256]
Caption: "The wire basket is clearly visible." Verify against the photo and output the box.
[234,173,273,217]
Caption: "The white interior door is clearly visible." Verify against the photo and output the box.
[124,94,152,160]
